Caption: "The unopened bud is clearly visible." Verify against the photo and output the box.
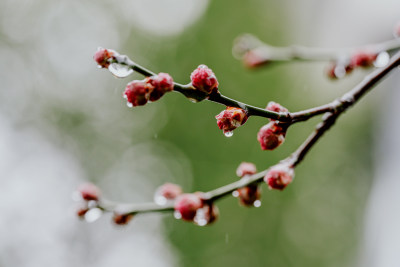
[78,183,101,201]
[174,193,203,222]
[216,107,248,134]
[264,163,294,190]
[190,65,219,94]
[257,121,286,150]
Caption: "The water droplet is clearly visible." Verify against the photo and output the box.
[232,190,239,197]
[173,211,182,219]
[126,102,133,108]
[194,208,208,226]
[84,208,103,223]
[253,200,261,208]
[333,65,346,79]
[97,65,103,69]
[123,94,127,99]
[108,63,133,78]
[224,131,234,137]
[374,51,390,68]
[154,195,167,206]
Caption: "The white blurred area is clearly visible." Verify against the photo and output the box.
[0,0,208,266]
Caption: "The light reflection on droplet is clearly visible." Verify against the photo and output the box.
[188,98,199,103]
[173,211,182,219]
[108,63,134,78]
[374,51,390,68]
[253,200,261,208]
[232,190,239,197]
[97,65,103,69]
[154,195,167,206]
[224,131,233,137]
[87,200,97,209]
[334,65,346,79]
[126,102,133,108]
[84,208,103,223]
[194,208,207,226]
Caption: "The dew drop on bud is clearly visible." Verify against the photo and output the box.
[194,208,208,226]
[108,63,134,78]
[126,102,133,108]
[87,200,97,209]
[253,200,261,208]
[374,51,390,68]
[174,210,182,219]
[188,98,199,103]
[154,195,167,206]
[232,190,239,197]
[97,65,103,69]
[84,208,103,223]
[224,131,234,137]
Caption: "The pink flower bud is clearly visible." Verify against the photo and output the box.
[236,162,257,177]
[266,101,288,114]
[243,50,269,68]
[237,185,261,207]
[76,207,89,218]
[174,193,203,222]
[190,65,219,94]
[325,62,354,79]
[78,183,101,201]
[147,73,174,102]
[124,80,153,107]
[113,212,134,225]
[264,163,294,190]
[350,51,377,68]
[94,48,114,68]
[257,121,286,150]
[154,183,183,205]
[215,107,248,134]
[193,203,219,226]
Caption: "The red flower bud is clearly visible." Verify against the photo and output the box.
[154,183,183,205]
[76,207,89,218]
[190,65,219,94]
[94,48,114,68]
[78,183,101,201]
[124,80,153,107]
[264,163,294,190]
[243,49,269,68]
[174,193,203,222]
[215,107,248,134]
[237,185,261,207]
[113,212,134,225]
[193,203,219,226]
[257,121,286,150]
[266,101,288,114]
[236,162,257,177]
[147,73,174,102]
[350,51,377,68]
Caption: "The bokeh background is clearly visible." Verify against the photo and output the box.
[0,0,400,266]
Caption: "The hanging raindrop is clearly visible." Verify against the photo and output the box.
[253,200,261,208]
[108,63,134,78]
[374,51,390,68]
[84,208,103,223]
[224,131,234,137]
[173,211,182,219]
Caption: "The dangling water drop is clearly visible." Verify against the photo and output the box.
[108,63,134,78]
[97,65,103,69]
[253,200,261,208]
[224,131,234,137]
[194,208,208,226]
[374,51,390,68]
[126,102,133,108]
[173,210,182,219]
[232,190,239,197]
[84,208,103,223]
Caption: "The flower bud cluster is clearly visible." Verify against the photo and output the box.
[326,51,378,79]
[234,162,261,207]
[174,192,218,226]
[257,101,288,150]
[75,183,101,219]
[264,163,295,190]
[93,48,115,68]
[215,107,248,135]
[124,73,174,107]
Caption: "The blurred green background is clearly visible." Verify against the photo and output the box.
[1,0,399,266]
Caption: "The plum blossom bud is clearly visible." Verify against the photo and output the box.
[113,212,134,225]
[325,62,353,79]
[174,193,203,222]
[78,183,101,201]
[243,50,269,68]
[266,101,288,114]
[76,207,89,218]
[264,163,294,190]
[215,107,248,134]
[154,183,183,205]
[350,51,377,68]
[257,121,286,150]
[194,203,219,226]
[190,65,219,94]
[146,73,174,102]
[236,162,257,177]
[93,48,114,68]
[235,162,260,207]
[124,80,153,107]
